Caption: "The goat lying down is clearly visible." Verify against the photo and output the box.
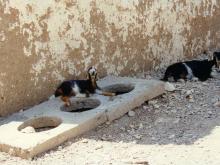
[54,66,115,106]
[161,52,220,82]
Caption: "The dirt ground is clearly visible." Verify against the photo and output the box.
[0,59,220,165]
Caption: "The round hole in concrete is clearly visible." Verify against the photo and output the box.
[18,116,62,133]
[60,98,101,112]
[102,83,134,95]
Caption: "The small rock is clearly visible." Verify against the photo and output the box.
[178,79,185,83]
[67,141,72,145]
[189,98,194,103]
[165,82,175,92]
[58,146,63,150]
[186,89,194,96]
[105,121,111,125]
[20,126,36,133]
[120,127,126,131]
[143,105,148,110]
[129,124,135,128]
[192,77,199,82]
[81,139,88,143]
[139,123,143,129]
[148,100,157,105]
[95,145,103,150]
[214,101,220,107]
[8,148,14,155]
[19,109,23,113]
[173,118,180,124]
[169,134,175,139]
[133,134,142,140]
[128,110,135,117]
[153,104,160,109]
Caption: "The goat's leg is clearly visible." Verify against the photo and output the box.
[101,91,116,96]
[96,89,115,96]
[61,96,71,107]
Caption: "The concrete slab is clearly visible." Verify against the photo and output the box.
[0,76,165,159]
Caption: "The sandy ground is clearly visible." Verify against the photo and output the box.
[0,60,220,165]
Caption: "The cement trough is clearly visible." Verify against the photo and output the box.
[0,76,165,159]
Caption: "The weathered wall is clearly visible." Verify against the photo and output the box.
[0,0,220,116]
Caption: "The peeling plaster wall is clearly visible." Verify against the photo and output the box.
[0,0,220,116]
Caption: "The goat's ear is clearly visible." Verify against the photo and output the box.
[55,88,63,97]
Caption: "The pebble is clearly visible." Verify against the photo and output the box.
[128,110,135,117]
[178,79,185,83]
[148,100,157,105]
[81,139,89,143]
[214,101,220,107]
[105,121,111,125]
[186,89,194,96]
[165,82,176,92]
[189,98,195,103]
[143,105,148,110]
[58,146,63,150]
[120,127,126,131]
[133,134,142,140]
[139,123,143,129]
[169,134,175,139]
[192,77,199,82]
[153,104,160,109]
[95,145,103,150]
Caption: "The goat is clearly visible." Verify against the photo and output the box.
[161,53,218,82]
[54,66,115,106]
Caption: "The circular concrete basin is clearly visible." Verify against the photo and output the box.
[18,116,62,133]
[60,98,101,112]
[102,83,134,95]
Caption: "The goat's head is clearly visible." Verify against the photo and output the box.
[213,52,220,69]
[87,66,98,81]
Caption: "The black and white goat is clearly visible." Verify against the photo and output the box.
[54,66,115,106]
[161,52,220,82]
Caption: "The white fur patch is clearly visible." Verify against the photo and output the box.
[88,66,97,75]
[72,82,80,95]
[183,63,194,80]
[72,82,87,97]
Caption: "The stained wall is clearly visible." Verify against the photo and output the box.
[0,0,220,116]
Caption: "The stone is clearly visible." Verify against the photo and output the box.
[164,82,175,92]
[192,77,199,82]
[186,89,194,96]
[139,123,143,129]
[189,98,194,103]
[153,104,160,109]
[143,105,148,110]
[81,139,88,143]
[58,146,63,150]
[128,110,135,117]
[178,79,185,83]
[134,134,142,140]
[95,145,103,150]
[214,101,220,107]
